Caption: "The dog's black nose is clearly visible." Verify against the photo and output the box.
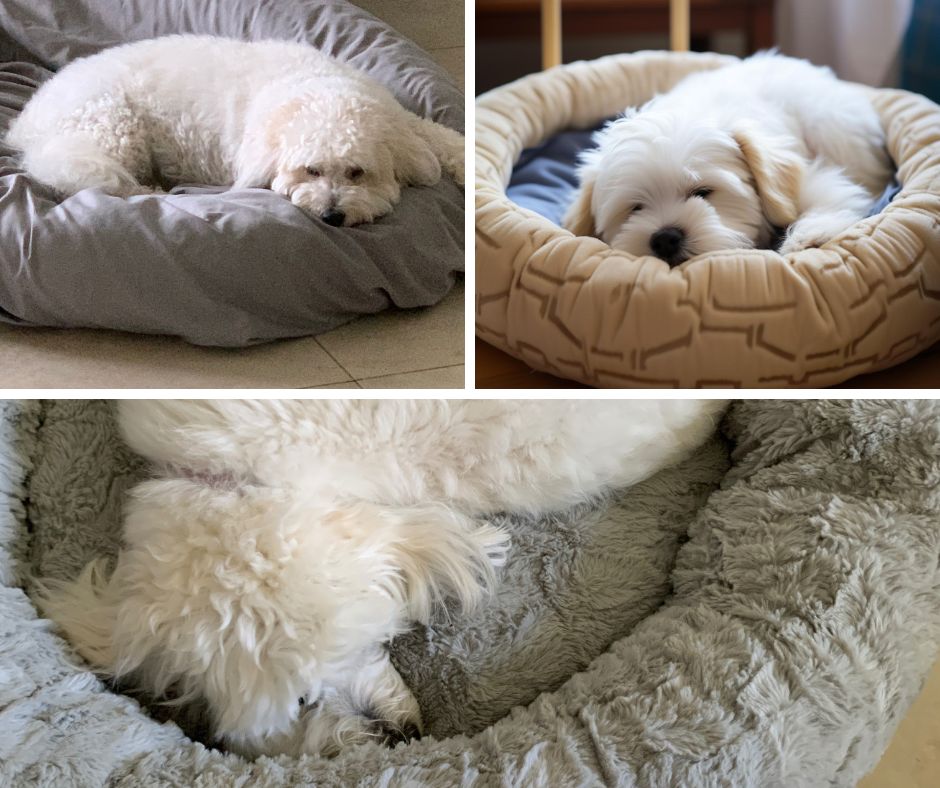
[321,209,345,227]
[650,226,685,265]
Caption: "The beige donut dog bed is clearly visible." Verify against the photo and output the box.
[475,51,940,388]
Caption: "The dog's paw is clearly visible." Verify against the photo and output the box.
[778,229,830,255]
[450,156,465,187]
[375,679,423,748]
[778,213,857,255]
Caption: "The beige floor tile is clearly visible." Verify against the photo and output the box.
[316,282,464,380]
[357,364,464,389]
[861,658,940,787]
[0,324,351,389]
[351,0,463,51]
[429,46,465,89]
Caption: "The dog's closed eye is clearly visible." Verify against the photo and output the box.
[632,203,645,212]
[689,187,713,199]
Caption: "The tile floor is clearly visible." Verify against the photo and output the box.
[0,0,465,389]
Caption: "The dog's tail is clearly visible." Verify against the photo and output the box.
[17,133,144,197]
[32,558,119,672]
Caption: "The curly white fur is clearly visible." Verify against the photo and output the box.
[5,35,465,226]
[35,399,726,758]
[564,53,892,264]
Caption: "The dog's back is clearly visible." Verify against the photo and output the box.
[656,53,892,196]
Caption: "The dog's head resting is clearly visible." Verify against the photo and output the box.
[37,478,505,757]
[234,77,440,226]
[563,105,805,265]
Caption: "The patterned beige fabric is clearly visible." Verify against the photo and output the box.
[475,51,940,388]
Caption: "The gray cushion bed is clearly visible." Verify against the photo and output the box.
[0,1,464,346]
[1,399,938,786]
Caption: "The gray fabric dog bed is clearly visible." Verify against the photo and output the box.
[1,400,939,786]
[0,0,464,346]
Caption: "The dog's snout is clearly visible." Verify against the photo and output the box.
[321,209,345,227]
[650,226,686,266]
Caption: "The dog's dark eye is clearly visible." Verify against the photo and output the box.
[347,167,364,180]
[633,203,644,212]
[690,187,713,199]
[306,166,322,178]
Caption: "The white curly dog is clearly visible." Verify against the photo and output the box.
[5,35,465,226]
[36,399,726,758]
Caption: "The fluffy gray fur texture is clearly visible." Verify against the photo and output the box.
[0,399,937,787]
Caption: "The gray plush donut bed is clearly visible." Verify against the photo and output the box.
[0,0,464,346]
[1,399,938,787]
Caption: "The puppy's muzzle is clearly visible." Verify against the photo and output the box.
[321,209,345,227]
[650,226,686,266]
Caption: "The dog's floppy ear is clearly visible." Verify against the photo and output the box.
[233,98,304,189]
[233,135,279,189]
[562,119,618,238]
[732,125,805,228]
[563,169,598,237]
[392,133,441,187]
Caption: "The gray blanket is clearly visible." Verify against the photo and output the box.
[1,400,939,787]
[0,1,464,346]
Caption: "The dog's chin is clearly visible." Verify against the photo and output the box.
[290,188,396,226]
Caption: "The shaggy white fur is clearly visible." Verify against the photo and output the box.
[35,399,726,758]
[5,36,465,226]
[564,53,893,264]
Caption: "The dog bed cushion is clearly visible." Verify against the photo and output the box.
[2,399,939,786]
[476,51,940,387]
[0,0,464,346]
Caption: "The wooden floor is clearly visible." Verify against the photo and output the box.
[475,337,940,389]
[861,658,940,787]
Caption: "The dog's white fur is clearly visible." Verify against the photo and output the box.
[5,35,465,226]
[34,399,726,758]
[564,53,892,264]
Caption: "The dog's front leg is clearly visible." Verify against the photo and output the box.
[778,162,878,254]
[408,115,465,187]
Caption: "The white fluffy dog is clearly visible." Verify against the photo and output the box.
[5,35,464,226]
[35,399,726,758]
[564,53,892,264]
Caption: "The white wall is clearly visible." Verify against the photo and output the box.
[775,0,914,86]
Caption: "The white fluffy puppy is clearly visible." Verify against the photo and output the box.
[5,35,464,226]
[564,53,892,264]
[35,399,726,758]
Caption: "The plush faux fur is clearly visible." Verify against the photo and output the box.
[4,401,939,787]
[33,399,726,758]
[5,36,465,226]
